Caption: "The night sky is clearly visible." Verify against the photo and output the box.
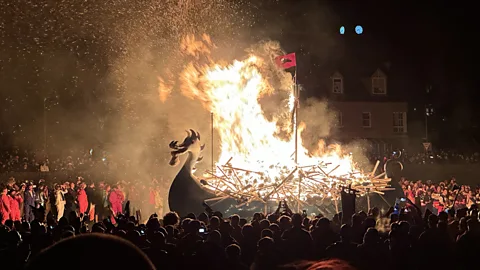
[0,0,477,150]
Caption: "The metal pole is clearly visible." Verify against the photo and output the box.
[297,174,302,213]
[43,97,47,154]
[211,112,214,173]
[294,75,298,164]
[294,68,301,213]
[425,107,428,160]
[366,190,371,211]
[425,106,428,142]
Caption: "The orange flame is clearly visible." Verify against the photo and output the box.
[160,35,364,202]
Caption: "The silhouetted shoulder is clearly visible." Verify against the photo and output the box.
[26,234,155,270]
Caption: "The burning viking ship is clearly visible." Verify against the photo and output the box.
[164,35,399,215]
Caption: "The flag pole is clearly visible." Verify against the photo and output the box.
[294,64,301,213]
[294,65,298,164]
[276,52,301,212]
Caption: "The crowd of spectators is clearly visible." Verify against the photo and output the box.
[0,177,167,226]
[0,148,103,173]
[400,177,480,215]
[1,189,480,270]
[0,147,157,175]
[366,150,480,165]
[1,147,480,175]
[1,148,480,269]
[403,150,480,165]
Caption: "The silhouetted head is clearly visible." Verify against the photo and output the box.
[339,224,352,242]
[186,213,196,220]
[257,237,275,253]
[279,215,292,230]
[230,214,240,226]
[428,214,439,229]
[259,219,271,230]
[261,229,274,238]
[26,234,154,270]
[226,244,241,260]
[4,219,14,230]
[438,211,448,222]
[207,230,222,245]
[291,213,303,228]
[210,216,220,230]
[242,224,254,238]
[163,212,180,227]
[302,259,356,270]
[181,218,192,231]
[198,212,209,224]
[188,220,201,234]
[146,217,161,231]
[269,223,280,234]
[364,217,376,229]
[316,217,331,230]
[363,228,379,245]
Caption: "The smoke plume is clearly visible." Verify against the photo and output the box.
[1,0,372,214]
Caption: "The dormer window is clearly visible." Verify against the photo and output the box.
[331,72,343,94]
[371,69,387,95]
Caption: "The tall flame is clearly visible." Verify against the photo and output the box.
[160,35,365,202]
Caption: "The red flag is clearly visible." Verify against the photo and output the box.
[275,53,296,69]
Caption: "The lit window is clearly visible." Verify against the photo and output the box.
[426,107,434,116]
[393,112,406,133]
[362,112,371,128]
[332,78,343,94]
[372,76,387,95]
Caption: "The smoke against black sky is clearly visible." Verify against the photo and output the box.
[0,1,253,155]
[106,0,255,189]
[0,0,354,204]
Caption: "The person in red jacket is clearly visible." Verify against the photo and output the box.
[8,189,22,221]
[109,185,123,216]
[0,187,11,224]
[77,183,89,215]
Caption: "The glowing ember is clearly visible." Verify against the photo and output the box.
[161,35,389,204]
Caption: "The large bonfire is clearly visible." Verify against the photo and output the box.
[160,35,388,206]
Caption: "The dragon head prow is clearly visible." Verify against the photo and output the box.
[168,129,205,170]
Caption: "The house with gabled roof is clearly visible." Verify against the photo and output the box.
[306,62,409,156]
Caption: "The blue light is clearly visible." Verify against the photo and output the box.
[355,25,363,35]
[339,26,345,35]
